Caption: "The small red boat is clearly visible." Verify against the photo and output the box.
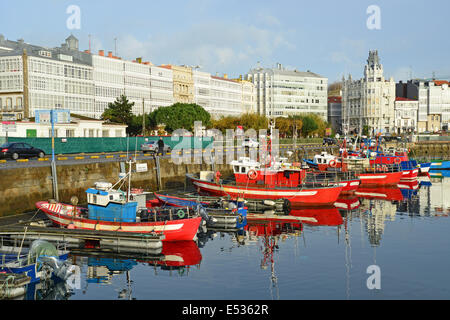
[37,201,202,242]
[400,168,419,181]
[187,173,343,206]
[357,171,403,186]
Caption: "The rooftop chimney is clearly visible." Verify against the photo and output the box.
[108,51,113,58]
[99,50,104,56]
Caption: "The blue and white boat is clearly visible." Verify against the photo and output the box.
[430,161,450,170]
[0,240,72,284]
[154,193,248,228]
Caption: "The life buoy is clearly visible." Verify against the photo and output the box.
[247,169,258,180]
[215,171,221,181]
[177,209,186,219]
[329,160,337,168]
[394,158,401,164]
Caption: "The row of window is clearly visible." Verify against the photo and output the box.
[45,128,124,138]
[0,97,22,111]
[0,74,22,91]
[0,57,22,73]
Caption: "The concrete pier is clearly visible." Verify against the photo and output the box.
[0,157,232,216]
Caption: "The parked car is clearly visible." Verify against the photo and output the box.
[141,140,172,154]
[0,142,45,160]
[242,137,259,148]
[322,138,336,146]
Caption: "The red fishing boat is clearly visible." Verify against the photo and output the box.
[231,156,358,196]
[357,170,403,185]
[36,201,202,242]
[36,161,202,242]
[186,172,343,206]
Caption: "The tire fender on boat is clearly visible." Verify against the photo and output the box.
[247,169,258,180]
[329,160,337,168]
[177,209,186,219]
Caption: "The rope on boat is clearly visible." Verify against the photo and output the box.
[0,275,16,299]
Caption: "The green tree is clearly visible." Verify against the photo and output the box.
[300,115,318,137]
[362,125,370,136]
[211,113,268,134]
[150,103,211,133]
[101,95,134,125]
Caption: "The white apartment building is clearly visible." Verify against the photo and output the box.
[342,51,396,135]
[192,71,256,118]
[397,80,450,132]
[193,70,211,110]
[394,97,418,134]
[240,79,256,114]
[0,35,95,119]
[245,63,328,119]
[149,65,174,111]
[210,75,242,117]
[0,35,174,121]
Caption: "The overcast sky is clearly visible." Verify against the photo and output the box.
[1,0,449,83]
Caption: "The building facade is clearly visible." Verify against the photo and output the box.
[192,71,256,118]
[0,114,126,138]
[0,34,254,122]
[245,63,328,119]
[394,97,418,134]
[397,80,450,132]
[342,51,396,135]
[328,96,342,134]
[169,65,194,104]
[0,35,94,120]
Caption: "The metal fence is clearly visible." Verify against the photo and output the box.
[0,136,214,155]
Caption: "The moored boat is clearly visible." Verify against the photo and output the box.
[186,172,343,206]
[430,160,450,170]
[37,161,202,242]
[37,199,201,242]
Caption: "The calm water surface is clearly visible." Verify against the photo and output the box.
[23,175,450,300]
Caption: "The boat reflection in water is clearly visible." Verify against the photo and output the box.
[355,186,404,201]
[67,241,202,299]
[287,206,344,227]
[397,180,420,200]
[245,218,303,300]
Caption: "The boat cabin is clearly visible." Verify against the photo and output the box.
[86,182,138,223]
[230,157,305,187]
[313,152,337,165]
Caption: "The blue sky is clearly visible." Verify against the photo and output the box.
[1,0,449,83]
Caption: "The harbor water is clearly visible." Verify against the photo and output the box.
[16,174,450,300]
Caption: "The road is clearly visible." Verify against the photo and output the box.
[0,144,334,169]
